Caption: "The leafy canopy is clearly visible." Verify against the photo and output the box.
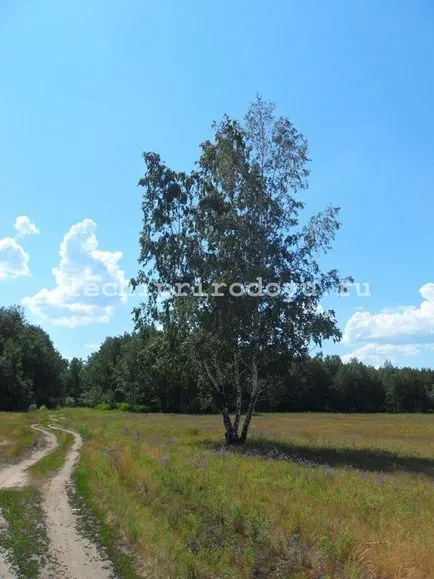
[133,96,346,441]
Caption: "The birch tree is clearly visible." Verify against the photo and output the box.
[132,95,345,443]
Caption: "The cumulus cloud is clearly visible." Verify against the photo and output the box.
[14,216,40,237]
[341,343,425,367]
[341,283,434,366]
[0,237,31,279]
[342,283,434,344]
[23,219,128,326]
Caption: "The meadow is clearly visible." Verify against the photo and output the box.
[0,410,433,577]
[66,410,434,578]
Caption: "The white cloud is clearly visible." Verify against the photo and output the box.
[14,216,40,237]
[341,343,425,367]
[342,283,434,344]
[23,219,128,327]
[0,237,31,279]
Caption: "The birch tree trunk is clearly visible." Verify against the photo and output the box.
[240,359,259,443]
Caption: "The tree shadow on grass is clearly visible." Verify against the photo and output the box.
[202,438,434,480]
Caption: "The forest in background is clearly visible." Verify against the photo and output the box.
[1,305,433,414]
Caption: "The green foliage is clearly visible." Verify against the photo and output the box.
[66,357,85,403]
[1,302,433,414]
[72,329,434,414]
[95,402,112,411]
[132,96,347,442]
[332,359,385,412]
[0,339,32,410]
[0,306,66,411]
[80,328,200,413]
[381,365,432,412]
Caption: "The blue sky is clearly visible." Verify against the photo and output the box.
[1,0,434,367]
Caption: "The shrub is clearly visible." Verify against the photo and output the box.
[95,402,112,411]
[115,402,131,412]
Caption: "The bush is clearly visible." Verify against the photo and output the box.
[39,405,47,411]
[28,404,38,412]
[95,402,112,411]
[64,397,76,407]
[115,402,131,412]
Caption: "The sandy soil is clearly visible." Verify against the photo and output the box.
[0,549,17,579]
[40,425,115,579]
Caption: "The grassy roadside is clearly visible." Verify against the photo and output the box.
[66,410,434,578]
[0,488,48,578]
[74,464,138,578]
[30,415,133,577]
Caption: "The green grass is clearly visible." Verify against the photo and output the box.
[65,410,434,578]
[0,488,49,578]
[29,428,73,481]
[1,410,433,577]
[74,464,138,578]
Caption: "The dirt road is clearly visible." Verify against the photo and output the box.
[0,423,115,579]
[41,425,114,578]
[0,425,58,578]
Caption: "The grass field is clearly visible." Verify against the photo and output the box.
[0,410,432,577]
[0,412,38,460]
[63,410,434,578]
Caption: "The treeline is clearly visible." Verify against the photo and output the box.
[76,330,434,413]
[0,306,66,410]
[1,306,433,413]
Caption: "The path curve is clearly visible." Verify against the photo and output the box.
[41,425,115,579]
[0,425,58,578]
[0,425,58,489]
